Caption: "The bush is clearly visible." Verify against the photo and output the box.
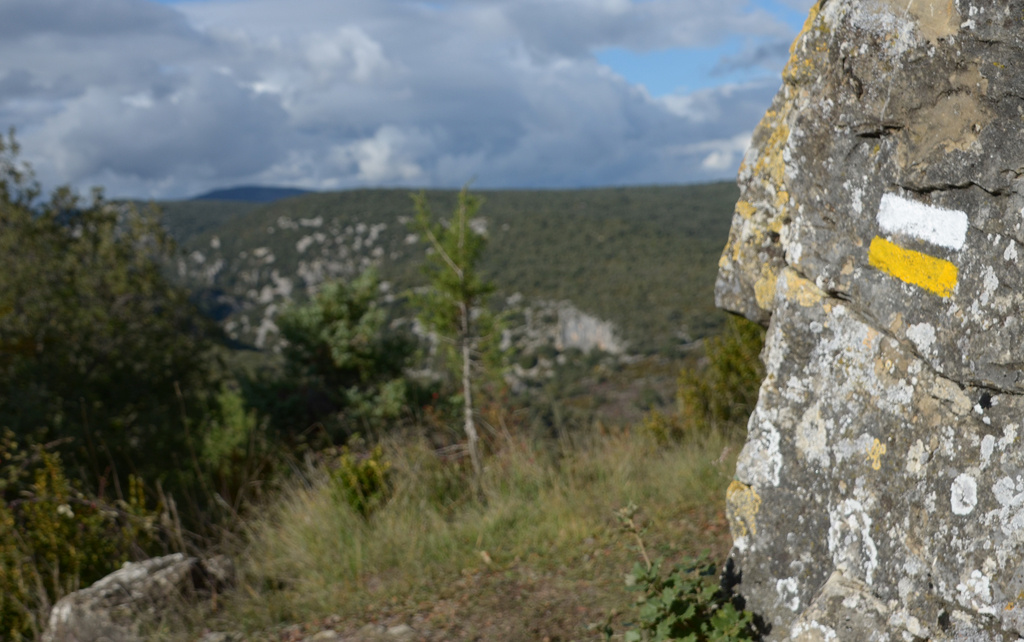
[0,130,220,499]
[643,315,765,443]
[200,384,277,516]
[261,269,415,441]
[329,444,393,519]
[0,431,160,639]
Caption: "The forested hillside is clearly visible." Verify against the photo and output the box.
[159,183,739,355]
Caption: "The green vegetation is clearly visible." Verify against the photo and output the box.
[160,182,739,354]
[0,131,219,501]
[145,198,259,241]
[196,429,741,640]
[259,269,415,441]
[0,130,216,638]
[411,188,504,486]
[169,306,767,640]
[678,316,766,436]
[643,315,766,444]
[198,384,278,515]
[614,504,755,641]
[329,444,393,519]
[0,130,766,640]
[622,554,754,642]
[0,432,161,638]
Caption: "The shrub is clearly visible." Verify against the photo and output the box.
[199,384,277,516]
[329,444,393,519]
[678,315,765,435]
[624,556,754,642]
[264,269,415,441]
[0,130,220,501]
[643,315,765,443]
[0,431,160,639]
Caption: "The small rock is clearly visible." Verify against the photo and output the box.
[385,624,416,641]
[306,630,344,641]
[356,623,387,639]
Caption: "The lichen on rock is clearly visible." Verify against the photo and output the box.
[717,0,1024,639]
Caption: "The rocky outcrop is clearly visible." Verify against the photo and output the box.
[43,554,233,642]
[501,298,624,356]
[717,0,1024,639]
[555,304,624,354]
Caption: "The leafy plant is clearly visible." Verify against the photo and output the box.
[0,432,160,639]
[616,503,755,642]
[329,444,393,519]
[200,384,277,515]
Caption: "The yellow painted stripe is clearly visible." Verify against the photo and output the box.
[868,236,958,298]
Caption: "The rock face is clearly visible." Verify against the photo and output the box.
[717,1,1024,639]
[43,554,233,642]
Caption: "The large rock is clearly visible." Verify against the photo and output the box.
[718,0,1024,639]
[43,553,233,642]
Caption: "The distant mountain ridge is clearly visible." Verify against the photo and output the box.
[191,186,313,203]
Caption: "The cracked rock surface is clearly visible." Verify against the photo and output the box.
[717,0,1024,639]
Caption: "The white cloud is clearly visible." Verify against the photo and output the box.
[701,135,753,171]
[0,0,794,198]
[661,132,754,173]
[25,72,289,180]
[657,78,779,125]
[304,26,390,83]
[503,0,793,56]
[328,126,428,183]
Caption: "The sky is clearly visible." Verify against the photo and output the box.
[0,0,814,200]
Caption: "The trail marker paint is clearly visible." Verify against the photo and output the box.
[876,193,968,251]
[868,236,958,297]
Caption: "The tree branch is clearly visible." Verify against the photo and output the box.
[421,224,464,280]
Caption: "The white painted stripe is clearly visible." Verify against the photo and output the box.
[876,193,968,251]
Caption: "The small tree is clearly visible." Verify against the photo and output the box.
[271,269,414,440]
[411,187,502,492]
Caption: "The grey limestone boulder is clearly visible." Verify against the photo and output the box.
[42,553,233,642]
[718,0,1024,639]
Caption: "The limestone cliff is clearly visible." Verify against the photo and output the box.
[717,1,1024,639]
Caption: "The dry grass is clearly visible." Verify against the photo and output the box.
[176,426,739,640]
